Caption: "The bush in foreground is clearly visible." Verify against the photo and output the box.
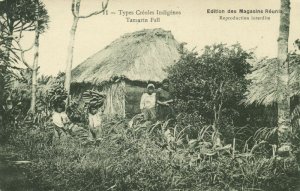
[5,120,300,191]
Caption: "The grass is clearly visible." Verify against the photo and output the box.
[2,118,300,191]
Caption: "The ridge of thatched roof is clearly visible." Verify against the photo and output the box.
[72,28,181,85]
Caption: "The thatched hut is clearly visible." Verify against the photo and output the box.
[71,28,181,117]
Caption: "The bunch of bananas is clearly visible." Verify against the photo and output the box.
[82,90,106,109]
[48,83,68,107]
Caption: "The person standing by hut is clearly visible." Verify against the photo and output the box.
[140,84,156,121]
[157,79,174,121]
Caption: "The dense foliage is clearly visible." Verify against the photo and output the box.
[168,44,252,126]
[2,118,299,191]
[0,0,49,34]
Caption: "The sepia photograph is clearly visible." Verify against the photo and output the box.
[1,0,300,190]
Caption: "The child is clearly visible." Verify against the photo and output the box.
[88,104,103,139]
[140,84,156,121]
[52,102,70,139]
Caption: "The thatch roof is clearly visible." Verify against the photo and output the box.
[72,28,181,85]
[243,55,300,106]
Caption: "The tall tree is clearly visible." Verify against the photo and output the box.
[0,0,48,59]
[30,0,40,114]
[244,0,292,152]
[64,0,109,96]
[0,0,48,111]
[277,0,291,149]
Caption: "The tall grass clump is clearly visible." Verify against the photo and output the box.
[4,117,299,191]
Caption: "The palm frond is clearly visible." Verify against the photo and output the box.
[243,58,288,105]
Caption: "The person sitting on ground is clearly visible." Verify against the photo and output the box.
[157,79,175,121]
[140,84,156,121]
[88,103,103,139]
[52,102,70,139]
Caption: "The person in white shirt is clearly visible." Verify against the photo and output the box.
[52,102,70,139]
[140,84,156,121]
[88,104,103,139]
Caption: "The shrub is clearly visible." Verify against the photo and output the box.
[168,44,252,125]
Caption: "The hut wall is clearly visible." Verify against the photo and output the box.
[125,84,145,117]
[103,81,126,118]
[71,81,147,118]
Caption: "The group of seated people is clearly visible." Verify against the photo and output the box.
[52,101,103,140]
[51,79,174,140]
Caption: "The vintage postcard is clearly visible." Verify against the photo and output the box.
[1,0,300,190]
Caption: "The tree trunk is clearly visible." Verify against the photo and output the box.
[212,103,222,147]
[64,15,79,95]
[0,66,5,107]
[64,0,109,96]
[30,2,40,114]
[1,25,14,108]
[277,0,291,148]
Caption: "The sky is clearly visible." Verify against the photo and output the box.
[20,0,300,76]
